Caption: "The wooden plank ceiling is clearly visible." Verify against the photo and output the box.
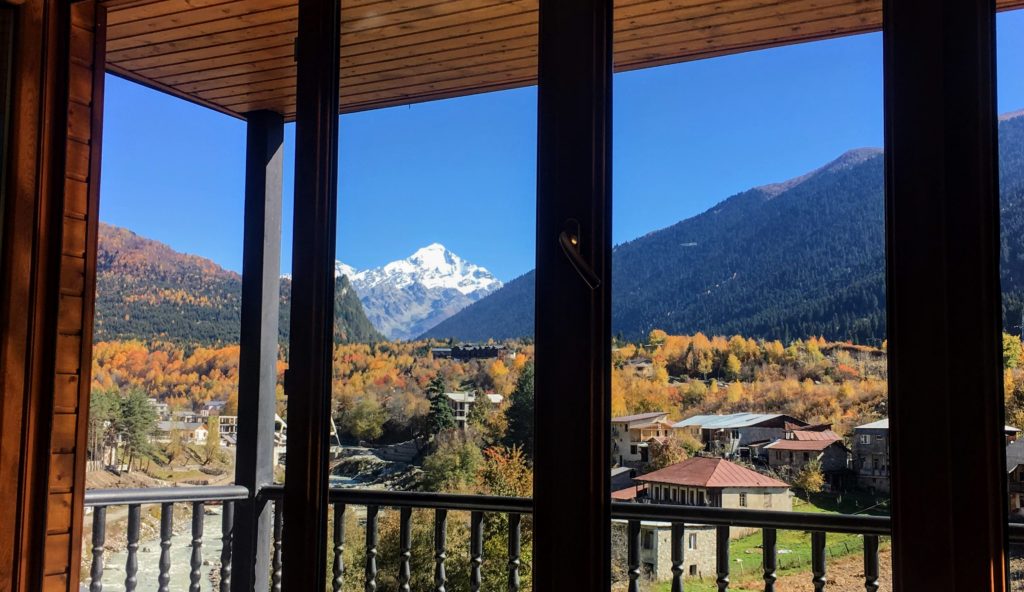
[102,0,1024,120]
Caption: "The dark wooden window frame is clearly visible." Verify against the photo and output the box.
[245,0,1011,590]
[884,0,1007,589]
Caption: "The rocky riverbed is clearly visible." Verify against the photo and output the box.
[330,444,422,490]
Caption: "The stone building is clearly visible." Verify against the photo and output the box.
[612,457,792,583]
[852,418,890,493]
[611,520,719,582]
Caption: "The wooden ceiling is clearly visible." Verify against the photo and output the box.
[102,0,1024,121]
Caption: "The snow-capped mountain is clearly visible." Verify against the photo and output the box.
[335,244,502,340]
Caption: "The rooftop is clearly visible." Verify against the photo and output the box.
[156,421,206,431]
[1008,439,1024,473]
[611,485,644,501]
[611,411,669,425]
[855,418,889,430]
[791,429,841,441]
[673,412,805,430]
[765,438,846,452]
[444,392,503,404]
[635,457,789,489]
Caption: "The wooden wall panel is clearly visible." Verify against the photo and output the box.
[100,0,1024,120]
[0,0,69,588]
[39,3,107,590]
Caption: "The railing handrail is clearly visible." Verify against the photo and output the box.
[611,501,891,536]
[84,485,249,506]
[86,483,1024,544]
[84,484,895,537]
[259,484,534,514]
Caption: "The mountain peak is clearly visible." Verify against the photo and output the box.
[334,244,503,340]
[1001,108,1024,122]
[758,147,882,197]
[408,243,456,269]
[335,261,359,279]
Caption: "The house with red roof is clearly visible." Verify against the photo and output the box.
[764,431,851,484]
[611,457,792,583]
[630,456,792,512]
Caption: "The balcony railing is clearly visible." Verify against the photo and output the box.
[84,485,248,592]
[82,484,1024,592]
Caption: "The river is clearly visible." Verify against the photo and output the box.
[86,476,364,591]
[88,508,226,592]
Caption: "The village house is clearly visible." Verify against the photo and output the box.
[172,410,204,424]
[623,358,655,378]
[201,400,229,417]
[610,466,637,492]
[855,416,1019,495]
[610,519,720,582]
[147,398,169,419]
[631,456,792,511]
[219,415,239,438]
[611,411,674,465]
[673,413,808,458]
[444,392,504,430]
[1008,439,1024,521]
[852,418,889,493]
[154,421,209,445]
[764,428,851,488]
[611,457,792,582]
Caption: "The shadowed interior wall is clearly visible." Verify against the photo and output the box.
[0,1,105,590]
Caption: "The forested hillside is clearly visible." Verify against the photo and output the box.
[94,223,381,346]
[425,115,1024,343]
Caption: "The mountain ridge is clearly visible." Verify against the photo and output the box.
[423,116,1024,342]
[334,243,502,340]
[94,223,382,346]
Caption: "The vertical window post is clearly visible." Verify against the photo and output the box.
[534,0,613,588]
[233,109,283,592]
[884,0,1006,588]
[281,0,340,589]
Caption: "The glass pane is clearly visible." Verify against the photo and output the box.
[84,73,248,588]
[611,27,889,590]
[322,3,538,590]
[999,7,1024,590]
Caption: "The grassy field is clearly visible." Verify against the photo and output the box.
[650,493,890,592]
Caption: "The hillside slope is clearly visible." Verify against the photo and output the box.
[424,115,1024,342]
[95,224,381,345]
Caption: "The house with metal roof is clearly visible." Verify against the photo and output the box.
[673,413,808,458]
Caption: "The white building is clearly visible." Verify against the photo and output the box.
[445,392,504,430]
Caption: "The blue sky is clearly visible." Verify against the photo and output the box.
[99,11,1024,281]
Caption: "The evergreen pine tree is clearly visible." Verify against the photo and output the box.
[504,363,535,458]
[425,376,455,438]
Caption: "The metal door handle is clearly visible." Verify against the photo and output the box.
[559,229,601,290]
